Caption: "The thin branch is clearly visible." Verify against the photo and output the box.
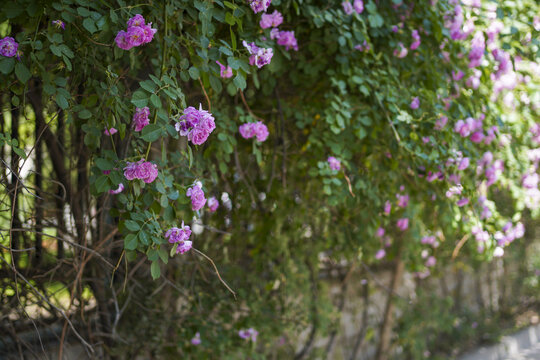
[199,78,211,112]
[192,248,236,299]
[0,254,94,354]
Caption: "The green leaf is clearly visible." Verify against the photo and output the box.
[188,66,200,80]
[140,80,157,93]
[13,147,26,159]
[0,58,15,75]
[56,93,69,109]
[78,109,92,119]
[77,6,91,17]
[82,18,97,33]
[131,90,150,108]
[124,220,140,231]
[150,261,161,280]
[124,234,138,250]
[233,73,246,90]
[150,94,161,108]
[95,158,114,170]
[15,63,31,83]
[94,175,109,193]
[141,124,161,142]
[158,248,168,264]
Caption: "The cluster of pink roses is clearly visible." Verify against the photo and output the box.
[186,183,207,211]
[123,159,159,184]
[115,14,157,50]
[175,105,216,145]
[165,222,192,254]
[239,121,269,142]
[342,0,364,15]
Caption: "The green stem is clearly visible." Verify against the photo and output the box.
[145,1,168,161]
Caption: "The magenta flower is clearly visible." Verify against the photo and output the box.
[410,29,421,50]
[207,196,219,212]
[457,157,469,171]
[454,119,471,137]
[191,332,201,346]
[275,31,298,51]
[249,0,271,13]
[327,156,341,171]
[376,227,385,237]
[52,20,65,30]
[354,40,370,52]
[522,173,539,189]
[393,42,408,58]
[260,10,283,28]
[470,131,484,143]
[466,69,481,89]
[123,159,158,184]
[115,15,156,50]
[456,198,469,207]
[468,31,485,68]
[216,60,233,78]
[187,183,207,211]
[165,222,192,244]
[375,249,386,260]
[425,256,436,267]
[445,184,463,198]
[104,127,118,136]
[141,23,158,44]
[342,1,354,15]
[165,221,192,254]
[243,41,273,68]
[108,183,124,195]
[176,105,216,145]
[238,121,269,142]
[410,97,420,109]
[452,70,464,81]
[421,236,436,245]
[396,193,409,208]
[239,328,258,342]
[133,107,150,131]
[0,37,18,58]
[115,31,132,50]
[435,116,448,130]
[396,218,409,231]
[353,0,364,14]
[384,200,391,215]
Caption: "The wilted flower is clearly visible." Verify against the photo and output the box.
[239,328,258,342]
[52,20,65,30]
[216,61,233,78]
[249,0,271,13]
[133,107,150,131]
[104,127,118,136]
[108,183,124,195]
[243,40,273,68]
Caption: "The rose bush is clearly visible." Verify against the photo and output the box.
[0,0,538,357]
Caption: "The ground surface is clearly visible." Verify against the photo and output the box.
[459,324,540,360]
